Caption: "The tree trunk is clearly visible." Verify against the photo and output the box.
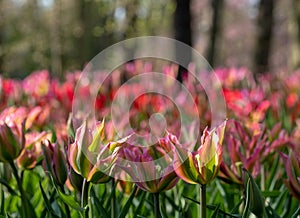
[77,0,93,69]
[207,0,224,68]
[253,0,275,74]
[50,0,63,78]
[0,0,4,74]
[290,0,300,70]
[174,0,192,82]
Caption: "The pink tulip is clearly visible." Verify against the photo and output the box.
[117,133,179,193]
[173,121,226,185]
[280,151,300,202]
[68,120,128,184]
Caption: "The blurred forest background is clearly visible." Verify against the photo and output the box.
[0,0,300,78]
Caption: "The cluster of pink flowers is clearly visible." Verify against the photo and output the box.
[0,63,299,202]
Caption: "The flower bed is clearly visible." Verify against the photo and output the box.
[0,64,299,217]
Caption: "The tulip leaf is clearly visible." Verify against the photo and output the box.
[118,185,138,218]
[90,188,109,218]
[291,206,300,218]
[0,178,17,196]
[242,179,251,218]
[0,190,4,215]
[49,174,86,211]
[104,180,119,209]
[57,188,86,212]
[133,191,147,218]
[183,196,241,217]
[211,204,220,218]
[39,182,60,217]
[265,204,280,218]
[242,169,265,217]
[261,190,281,198]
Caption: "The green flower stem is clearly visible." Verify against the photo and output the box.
[154,193,161,218]
[200,184,206,218]
[81,178,89,218]
[111,179,116,218]
[9,161,32,218]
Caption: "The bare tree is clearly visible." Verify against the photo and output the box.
[50,0,63,78]
[174,0,192,82]
[291,0,300,70]
[207,0,224,67]
[253,0,275,73]
[0,0,4,73]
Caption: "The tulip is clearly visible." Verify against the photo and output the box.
[68,119,127,184]
[42,140,68,186]
[173,121,226,185]
[172,120,226,218]
[17,131,50,170]
[219,121,291,185]
[118,133,179,193]
[280,151,300,202]
[0,122,24,163]
[117,133,179,218]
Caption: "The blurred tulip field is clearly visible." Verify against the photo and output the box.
[0,62,300,218]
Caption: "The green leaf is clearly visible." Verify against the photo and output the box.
[265,155,280,190]
[104,180,118,209]
[0,190,4,215]
[133,191,147,218]
[160,196,168,218]
[56,188,85,212]
[243,169,265,217]
[242,179,251,218]
[161,192,182,213]
[39,182,60,217]
[0,178,17,196]
[261,190,281,198]
[118,185,138,218]
[50,174,85,211]
[265,204,280,218]
[230,198,244,214]
[291,206,300,218]
[211,204,220,218]
[90,187,109,218]
[183,196,241,218]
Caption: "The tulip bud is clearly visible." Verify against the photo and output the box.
[17,131,50,170]
[17,147,37,169]
[42,140,68,186]
[0,122,24,163]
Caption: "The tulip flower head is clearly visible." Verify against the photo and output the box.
[0,121,24,163]
[117,133,179,193]
[280,151,300,202]
[173,120,226,185]
[68,119,128,184]
[17,131,50,169]
[42,140,68,186]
